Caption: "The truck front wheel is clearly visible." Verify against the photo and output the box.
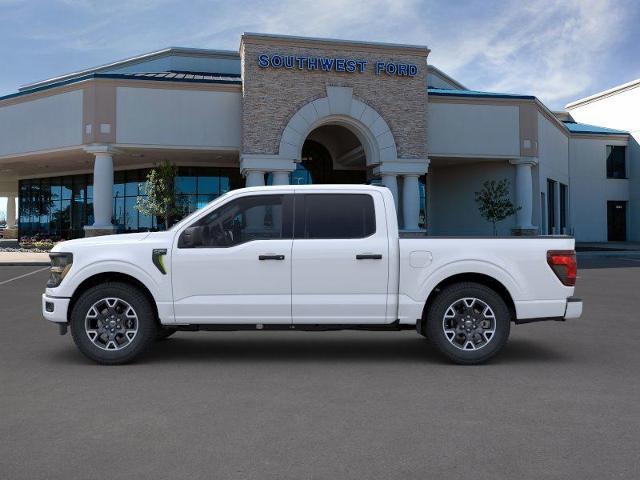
[425,282,511,365]
[70,282,158,365]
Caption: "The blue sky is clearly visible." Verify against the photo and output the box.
[1,0,639,109]
[1,0,640,216]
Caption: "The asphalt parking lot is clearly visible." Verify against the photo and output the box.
[1,254,639,480]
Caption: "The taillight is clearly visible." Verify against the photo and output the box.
[547,250,577,286]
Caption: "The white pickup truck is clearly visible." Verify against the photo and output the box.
[42,185,582,365]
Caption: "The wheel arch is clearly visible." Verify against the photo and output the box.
[419,273,516,334]
[67,272,160,325]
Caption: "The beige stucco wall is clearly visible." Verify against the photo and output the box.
[240,36,428,159]
[427,101,520,157]
[115,86,242,148]
[428,161,517,235]
[0,90,83,157]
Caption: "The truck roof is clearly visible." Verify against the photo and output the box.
[238,184,388,193]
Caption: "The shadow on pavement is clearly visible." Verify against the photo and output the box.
[46,335,567,366]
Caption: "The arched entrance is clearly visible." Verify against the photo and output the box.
[243,86,428,230]
[293,124,368,185]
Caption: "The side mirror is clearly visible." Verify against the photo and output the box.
[178,226,202,248]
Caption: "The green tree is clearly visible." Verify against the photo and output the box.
[474,179,520,236]
[135,161,183,229]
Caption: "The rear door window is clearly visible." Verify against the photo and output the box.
[295,194,376,239]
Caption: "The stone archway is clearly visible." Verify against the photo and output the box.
[240,85,429,231]
[278,86,398,166]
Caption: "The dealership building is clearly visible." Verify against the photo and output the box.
[0,33,637,241]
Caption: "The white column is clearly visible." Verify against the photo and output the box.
[271,171,290,186]
[92,152,114,228]
[245,170,265,187]
[373,159,428,231]
[381,174,399,211]
[84,146,117,235]
[6,195,16,229]
[402,174,421,231]
[510,158,537,231]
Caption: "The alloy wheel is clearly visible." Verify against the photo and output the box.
[84,297,139,351]
[442,297,496,351]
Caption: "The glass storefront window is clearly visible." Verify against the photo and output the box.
[220,177,231,193]
[124,197,138,231]
[113,171,125,199]
[18,167,241,239]
[419,177,427,230]
[49,178,61,203]
[62,177,73,201]
[175,175,197,195]
[198,176,219,195]
[87,175,94,200]
[113,196,125,230]
[125,173,139,197]
[197,194,216,209]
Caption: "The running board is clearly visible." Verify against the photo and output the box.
[514,316,565,325]
[173,320,414,332]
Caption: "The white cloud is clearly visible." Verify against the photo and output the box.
[426,0,631,107]
[2,0,635,108]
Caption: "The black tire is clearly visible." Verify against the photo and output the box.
[156,327,178,341]
[425,282,511,365]
[70,282,158,365]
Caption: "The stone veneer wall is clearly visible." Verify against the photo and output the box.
[241,37,428,160]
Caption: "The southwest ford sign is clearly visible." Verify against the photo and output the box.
[257,54,418,77]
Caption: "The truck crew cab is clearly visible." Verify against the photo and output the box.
[42,185,582,365]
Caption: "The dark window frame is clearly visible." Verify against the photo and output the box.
[606,145,627,179]
[559,183,568,232]
[547,179,556,235]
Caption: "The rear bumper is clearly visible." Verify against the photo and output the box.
[514,296,582,324]
[564,297,583,319]
[42,294,70,324]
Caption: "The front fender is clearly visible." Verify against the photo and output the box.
[48,260,163,302]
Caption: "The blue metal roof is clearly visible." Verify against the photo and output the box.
[428,87,535,100]
[562,121,628,135]
[125,71,241,82]
[0,71,242,102]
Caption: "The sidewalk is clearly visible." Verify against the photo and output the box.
[0,251,50,266]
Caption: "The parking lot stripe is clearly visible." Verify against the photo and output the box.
[0,267,49,286]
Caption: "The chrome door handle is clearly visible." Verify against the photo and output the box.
[259,254,285,260]
[356,254,382,260]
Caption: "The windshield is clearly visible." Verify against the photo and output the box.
[169,190,233,232]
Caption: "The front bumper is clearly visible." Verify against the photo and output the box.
[564,297,583,319]
[42,294,70,324]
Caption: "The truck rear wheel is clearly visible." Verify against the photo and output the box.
[70,282,158,365]
[425,282,510,365]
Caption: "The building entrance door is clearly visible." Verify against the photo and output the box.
[298,140,367,184]
[295,124,368,185]
[607,201,627,241]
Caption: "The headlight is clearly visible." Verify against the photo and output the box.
[47,253,73,288]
